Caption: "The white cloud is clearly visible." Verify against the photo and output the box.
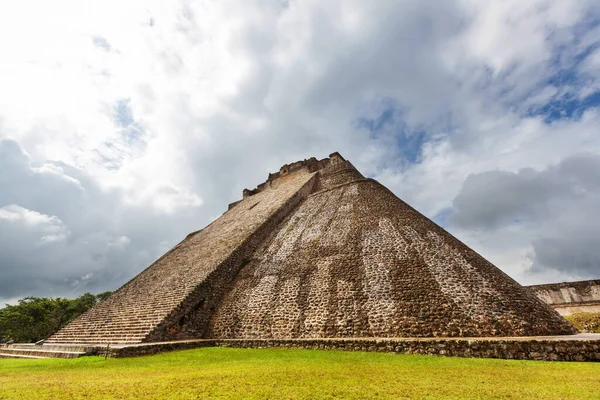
[446,153,600,283]
[0,0,599,301]
[0,204,68,241]
[0,139,203,302]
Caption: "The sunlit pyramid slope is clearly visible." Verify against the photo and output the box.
[48,153,575,344]
[47,158,321,344]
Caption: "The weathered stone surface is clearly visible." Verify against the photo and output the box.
[212,337,600,361]
[105,336,600,362]
[48,152,576,345]
[527,280,600,316]
[0,343,97,359]
[47,161,319,344]
[209,173,575,338]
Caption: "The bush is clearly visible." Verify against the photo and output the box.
[0,292,112,343]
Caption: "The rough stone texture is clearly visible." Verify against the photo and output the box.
[528,280,600,316]
[213,337,600,362]
[209,171,575,338]
[108,340,217,358]
[105,336,600,362]
[0,344,97,359]
[49,152,575,345]
[47,162,319,344]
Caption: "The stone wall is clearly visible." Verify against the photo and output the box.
[108,337,600,362]
[215,338,600,362]
[311,159,364,192]
[241,153,343,200]
[528,280,600,316]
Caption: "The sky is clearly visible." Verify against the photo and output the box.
[1,0,600,304]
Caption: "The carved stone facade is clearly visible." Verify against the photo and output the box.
[48,153,575,345]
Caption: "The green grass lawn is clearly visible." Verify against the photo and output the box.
[1,347,599,399]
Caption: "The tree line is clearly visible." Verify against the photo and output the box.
[0,292,112,343]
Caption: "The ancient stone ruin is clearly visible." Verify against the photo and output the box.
[47,152,576,346]
[528,280,600,316]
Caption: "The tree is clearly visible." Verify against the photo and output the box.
[96,291,112,302]
[0,292,112,343]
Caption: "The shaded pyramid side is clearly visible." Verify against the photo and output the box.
[208,175,576,338]
[46,167,319,344]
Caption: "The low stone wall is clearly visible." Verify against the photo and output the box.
[109,340,216,358]
[554,303,600,316]
[527,280,600,316]
[108,337,600,362]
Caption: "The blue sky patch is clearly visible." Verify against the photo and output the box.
[356,101,429,165]
[524,19,600,123]
[92,36,111,52]
[432,207,453,228]
[112,99,145,147]
[113,99,134,128]
[532,91,600,122]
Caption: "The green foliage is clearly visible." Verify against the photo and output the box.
[0,292,112,343]
[0,348,599,399]
[565,312,600,333]
[95,291,112,302]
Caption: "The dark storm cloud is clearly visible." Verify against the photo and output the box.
[449,153,600,277]
[532,200,600,277]
[0,139,203,303]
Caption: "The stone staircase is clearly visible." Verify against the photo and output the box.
[45,302,180,344]
[0,343,99,359]
[45,164,319,346]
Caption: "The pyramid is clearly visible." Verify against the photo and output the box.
[47,153,575,345]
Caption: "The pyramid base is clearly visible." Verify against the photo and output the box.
[90,334,600,361]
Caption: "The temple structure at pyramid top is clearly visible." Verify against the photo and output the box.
[47,152,575,345]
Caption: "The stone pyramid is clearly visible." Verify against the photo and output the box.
[47,153,575,344]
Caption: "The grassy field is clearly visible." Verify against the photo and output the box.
[1,347,599,399]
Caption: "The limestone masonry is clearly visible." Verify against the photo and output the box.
[47,153,576,345]
[528,280,600,316]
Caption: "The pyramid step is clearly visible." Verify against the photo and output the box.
[58,324,158,328]
[51,327,154,332]
[50,332,149,336]
[52,330,152,336]
[0,353,47,359]
[71,326,153,330]
[0,348,85,359]
[6,344,92,352]
[46,338,144,343]
[74,321,165,325]
[46,339,142,344]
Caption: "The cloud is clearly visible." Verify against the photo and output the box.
[450,153,600,230]
[92,36,112,52]
[0,1,600,301]
[0,205,69,243]
[447,153,600,280]
[0,139,202,303]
